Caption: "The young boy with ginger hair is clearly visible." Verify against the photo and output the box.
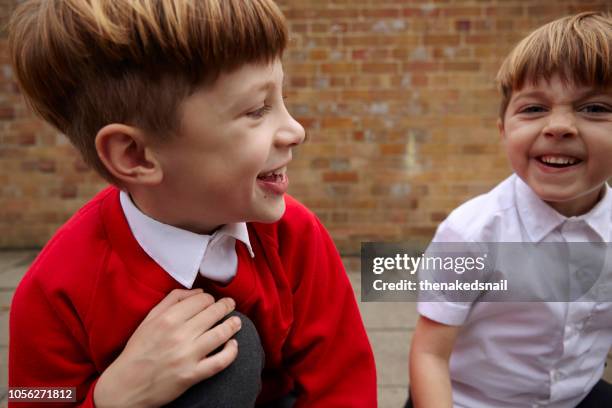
[7,1,377,407]
[409,12,612,408]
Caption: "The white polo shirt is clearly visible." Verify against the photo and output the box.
[119,191,254,288]
[418,174,612,408]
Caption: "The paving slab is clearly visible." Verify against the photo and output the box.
[0,251,36,290]
[370,330,412,388]
[349,265,419,331]
[0,251,36,274]
[0,346,6,397]
[0,292,13,348]
[379,386,409,408]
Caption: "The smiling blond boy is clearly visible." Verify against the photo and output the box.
[7,1,376,407]
[409,12,612,408]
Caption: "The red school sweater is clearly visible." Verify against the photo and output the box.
[9,187,377,407]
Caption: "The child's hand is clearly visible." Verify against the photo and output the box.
[94,288,241,408]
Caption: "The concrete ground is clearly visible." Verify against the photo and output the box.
[1,250,611,407]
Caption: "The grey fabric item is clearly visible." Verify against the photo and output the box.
[165,311,265,408]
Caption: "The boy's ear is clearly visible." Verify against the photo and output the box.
[95,124,163,186]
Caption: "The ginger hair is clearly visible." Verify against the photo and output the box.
[496,12,611,120]
[9,0,288,181]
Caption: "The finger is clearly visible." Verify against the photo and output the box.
[194,339,239,380]
[185,297,236,335]
[194,313,242,357]
[164,292,217,323]
[144,288,204,322]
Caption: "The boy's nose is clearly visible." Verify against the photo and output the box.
[275,111,306,148]
[543,110,577,139]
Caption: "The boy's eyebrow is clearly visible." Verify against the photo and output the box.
[574,88,612,102]
[242,70,284,96]
[244,80,276,95]
[222,80,276,117]
[511,88,611,105]
[226,72,285,114]
[511,90,547,102]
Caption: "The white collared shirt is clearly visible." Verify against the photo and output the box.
[119,191,254,288]
[419,174,612,408]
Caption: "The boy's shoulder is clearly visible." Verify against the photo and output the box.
[15,187,117,301]
[11,187,118,330]
[438,175,519,242]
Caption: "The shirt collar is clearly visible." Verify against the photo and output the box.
[119,191,254,288]
[574,184,612,242]
[515,176,612,242]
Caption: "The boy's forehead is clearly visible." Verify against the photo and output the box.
[213,59,284,98]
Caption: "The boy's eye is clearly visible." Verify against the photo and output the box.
[579,103,611,114]
[246,104,272,119]
[519,105,546,114]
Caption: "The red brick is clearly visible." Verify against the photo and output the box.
[321,63,357,74]
[360,9,400,18]
[322,171,359,183]
[38,159,56,173]
[455,20,471,32]
[424,34,461,46]
[362,63,398,74]
[309,49,329,60]
[380,144,406,155]
[443,61,481,71]
[316,118,349,131]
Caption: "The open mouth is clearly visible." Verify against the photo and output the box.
[257,166,287,182]
[256,166,289,195]
[536,155,582,169]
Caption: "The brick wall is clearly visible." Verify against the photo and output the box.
[1,0,610,253]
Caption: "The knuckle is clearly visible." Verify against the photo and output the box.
[158,315,176,330]
[170,288,185,298]
[199,293,215,306]
[223,317,239,334]
[208,357,228,373]
[176,368,197,386]
[220,297,235,313]
[209,328,226,344]
[222,321,238,337]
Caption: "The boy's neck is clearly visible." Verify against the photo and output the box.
[127,189,223,236]
[544,185,606,218]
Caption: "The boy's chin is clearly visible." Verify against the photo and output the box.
[536,186,605,216]
[253,199,286,223]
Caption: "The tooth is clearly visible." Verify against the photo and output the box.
[541,155,578,165]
